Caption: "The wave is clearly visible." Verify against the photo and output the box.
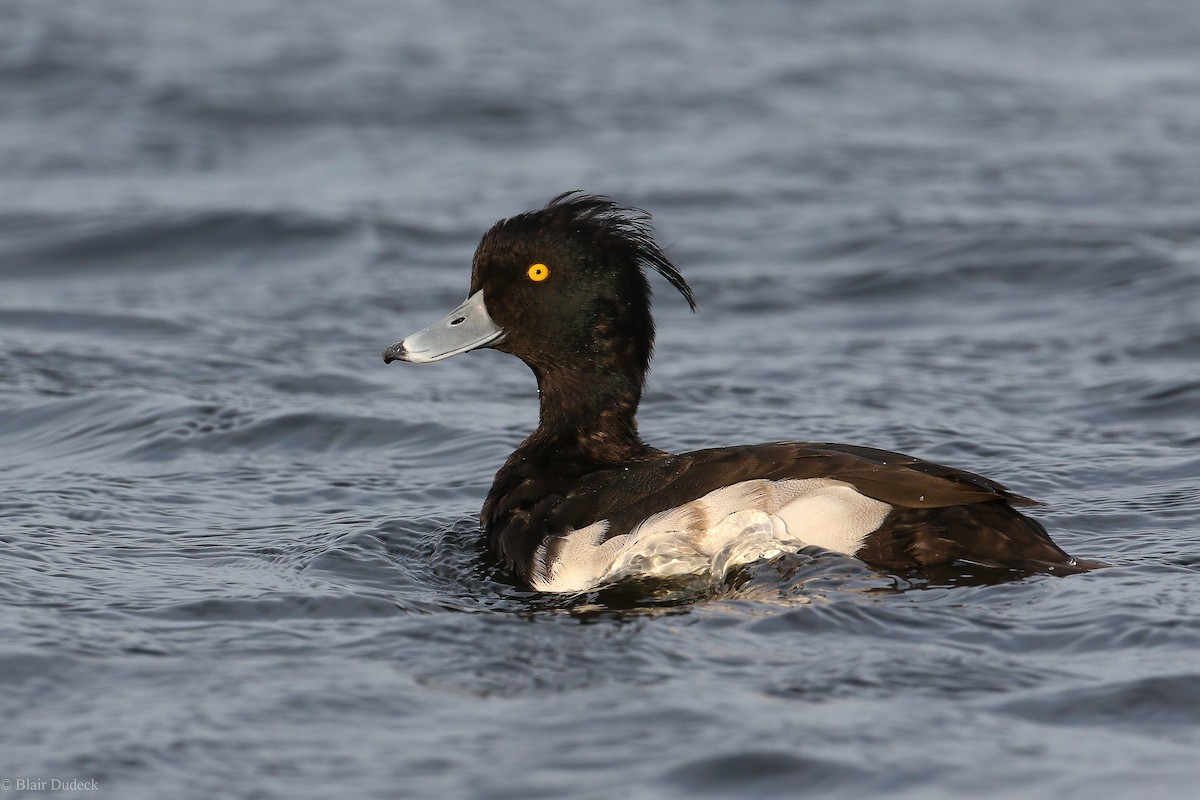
[0,390,507,467]
[0,209,361,278]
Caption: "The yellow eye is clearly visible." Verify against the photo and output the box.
[527,263,550,282]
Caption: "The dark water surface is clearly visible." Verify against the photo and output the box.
[3,1,1199,798]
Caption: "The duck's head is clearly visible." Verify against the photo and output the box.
[383,192,696,385]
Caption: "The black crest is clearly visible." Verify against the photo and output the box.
[513,191,698,311]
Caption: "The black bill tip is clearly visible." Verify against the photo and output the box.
[382,342,407,364]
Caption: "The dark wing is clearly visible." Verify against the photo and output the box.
[552,441,1037,535]
[777,442,1039,507]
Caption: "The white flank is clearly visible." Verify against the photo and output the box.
[528,478,891,593]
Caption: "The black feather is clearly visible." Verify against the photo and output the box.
[540,191,698,311]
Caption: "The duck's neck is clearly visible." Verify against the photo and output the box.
[525,363,658,465]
